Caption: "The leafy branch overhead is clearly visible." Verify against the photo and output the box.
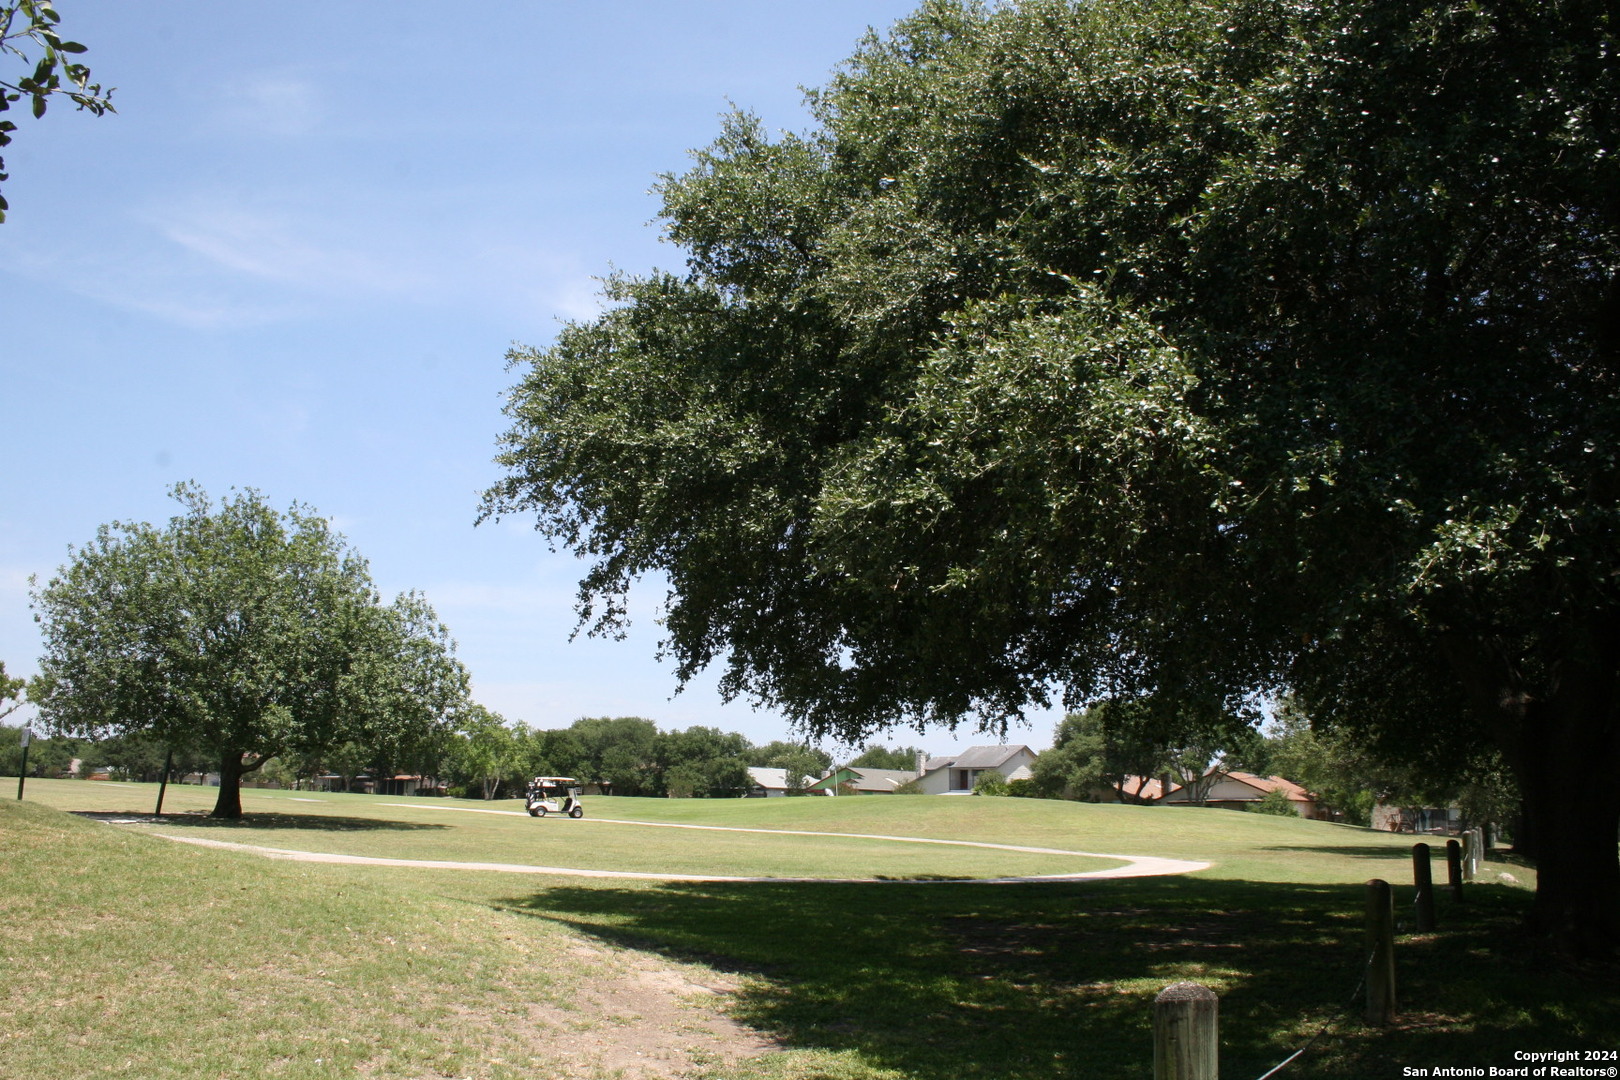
[0,0,114,222]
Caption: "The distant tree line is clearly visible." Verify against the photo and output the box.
[3,703,929,804]
[435,716,925,801]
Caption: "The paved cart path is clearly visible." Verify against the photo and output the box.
[133,802,1209,883]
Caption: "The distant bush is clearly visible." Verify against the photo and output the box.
[1253,789,1299,816]
[1007,777,1041,799]
[972,770,1010,797]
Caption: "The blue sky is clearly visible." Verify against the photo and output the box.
[1,1,1061,754]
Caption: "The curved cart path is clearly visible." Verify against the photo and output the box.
[140,803,1209,883]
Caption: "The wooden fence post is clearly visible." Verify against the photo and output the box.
[1458,835,1470,906]
[1365,879,1396,1025]
[1411,844,1435,931]
[1154,981,1219,1080]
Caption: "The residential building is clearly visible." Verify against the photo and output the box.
[917,745,1039,794]
[806,766,920,794]
[746,766,815,797]
[1157,769,1323,818]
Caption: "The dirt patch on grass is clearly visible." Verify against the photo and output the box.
[494,943,777,1079]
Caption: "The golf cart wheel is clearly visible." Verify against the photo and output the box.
[569,807,584,819]
[527,805,541,817]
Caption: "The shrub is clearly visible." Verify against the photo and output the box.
[972,770,1010,797]
[1254,789,1299,816]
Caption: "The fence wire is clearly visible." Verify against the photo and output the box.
[1247,948,1375,1080]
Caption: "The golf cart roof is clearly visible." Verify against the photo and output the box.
[532,776,577,785]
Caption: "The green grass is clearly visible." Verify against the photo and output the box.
[20,782,1130,879]
[0,797,628,1079]
[3,780,1609,1080]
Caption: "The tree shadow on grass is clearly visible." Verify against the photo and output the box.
[486,876,1613,1080]
[1263,844,1441,860]
[75,810,450,832]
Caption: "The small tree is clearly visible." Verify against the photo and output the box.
[30,485,469,818]
[455,705,521,800]
[751,740,830,794]
[1253,789,1299,817]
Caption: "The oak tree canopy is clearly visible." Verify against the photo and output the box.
[485,0,1618,954]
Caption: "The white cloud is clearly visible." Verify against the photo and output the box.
[40,195,605,331]
[212,74,325,139]
[159,205,437,298]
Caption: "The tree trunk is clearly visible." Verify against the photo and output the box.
[1442,620,1619,959]
[1515,695,1620,958]
[1513,789,1540,860]
[211,752,246,819]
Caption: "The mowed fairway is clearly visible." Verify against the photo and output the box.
[5,781,1611,1080]
[19,778,1431,883]
[22,781,1150,880]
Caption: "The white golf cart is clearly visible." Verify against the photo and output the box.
[525,776,585,818]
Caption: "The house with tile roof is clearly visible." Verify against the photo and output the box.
[1156,769,1323,818]
[1082,774,1173,804]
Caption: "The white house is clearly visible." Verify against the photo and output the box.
[805,766,920,794]
[917,745,1039,794]
[746,766,816,797]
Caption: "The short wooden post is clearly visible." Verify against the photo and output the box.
[1154,981,1218,1080]
[1365,879,1396,1025]
[1411,843,1435,931]
[1471,828,1484,876]
[1445,839,1464,901]
[1460,830,1475,881]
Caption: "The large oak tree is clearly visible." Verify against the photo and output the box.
[31,484,469,817]
[485,0,1618,954]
